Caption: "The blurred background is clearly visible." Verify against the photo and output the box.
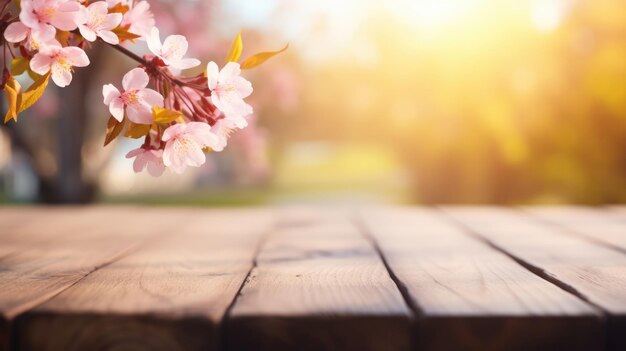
[1,0,625,206]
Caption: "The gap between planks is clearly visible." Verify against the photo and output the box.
[15,209,276,351]
[521,206,626,256]
[437,207,605,312]
[361,207,604,351]
[225,208,412,351]
[219,216,278,351]
[440,207,626,351]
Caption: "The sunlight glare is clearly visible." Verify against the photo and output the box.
[531,0,569,32]
[387,0,476,29]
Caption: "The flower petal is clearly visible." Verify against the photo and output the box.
[126,103,153,124]
[233,76,253,98]
[102,84,121,105]
[170,58,201,70]
[219,62,242,82]
[139,88,164,108]
[132,154,148,173]
[103,13,123,31]
[147,161,165,177]
[63,47,90,67]
[97,30,119,45]
[78,25,97,42]
[19,1,40,29]
[206,61,219,90]
[161,34,188,62]
[51,65,73,87]
[88,1,109,16]
[185,141,206,167]
[29,52,52,75]
[146,26,162,56]
[109,98,124,121]
[162,124,186,141]
[122,68,149,91]
[126,147,144,159]
[4,22,29,43]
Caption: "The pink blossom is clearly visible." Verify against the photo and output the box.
[3,21,56,50]
[210,116,248,152]
[102,67,164,124]
[206,61,253,119]
[19,0,81,33]
[30,42,90,87]
[162,122,218,174]
[122,1,155,39]
[146,27,200,70]
[77,1,123,45]
[126,147,165,177]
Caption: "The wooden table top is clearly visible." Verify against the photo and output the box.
[1,206,625,351]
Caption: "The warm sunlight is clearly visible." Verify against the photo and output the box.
[387,0,478,30]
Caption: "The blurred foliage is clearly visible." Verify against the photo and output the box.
[275,0,626,204]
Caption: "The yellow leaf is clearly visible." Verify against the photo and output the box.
[11,57,29,76]
[56,30,71,46]
[152,106,182,124]
[124,122,151,138]
[241,44,288,70]
[225,32,243,63]
[112,26,141,43]
[3,77,22,124]
[27,68,42,81]
[104,116,125,146]
[108,3,129,14]
[19,73,50,113]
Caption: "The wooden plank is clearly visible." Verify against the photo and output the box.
[361,207,603,351]
[0,207,93,257]
[16,209,274,351]
[227,209,412,351]
[525,206,626,254]
[0,206,187,351]
[443,206,626,351]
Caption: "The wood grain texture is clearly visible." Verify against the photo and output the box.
[361,207,603,351]
[0,206,182,351]
[525,206,626,254]
[443,206,626,351]
[17,209,274,351]
[227,209,412,351]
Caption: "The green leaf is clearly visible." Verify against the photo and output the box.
[225,32,243,63]
[241,44,288,70]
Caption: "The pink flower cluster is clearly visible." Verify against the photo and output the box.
[1,0,283,176]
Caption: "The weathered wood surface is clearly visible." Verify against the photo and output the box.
[227,209,411,351]
[0,206,187,351]
[525,206,626,254]
[16,209,274,351]
[1,206,624,351]
[361,208,603,351]
[443,207,626,351]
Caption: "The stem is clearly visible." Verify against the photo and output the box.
[0,0,11,17]
[107,42,149,66]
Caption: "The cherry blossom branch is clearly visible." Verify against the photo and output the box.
[1,0,277,176]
